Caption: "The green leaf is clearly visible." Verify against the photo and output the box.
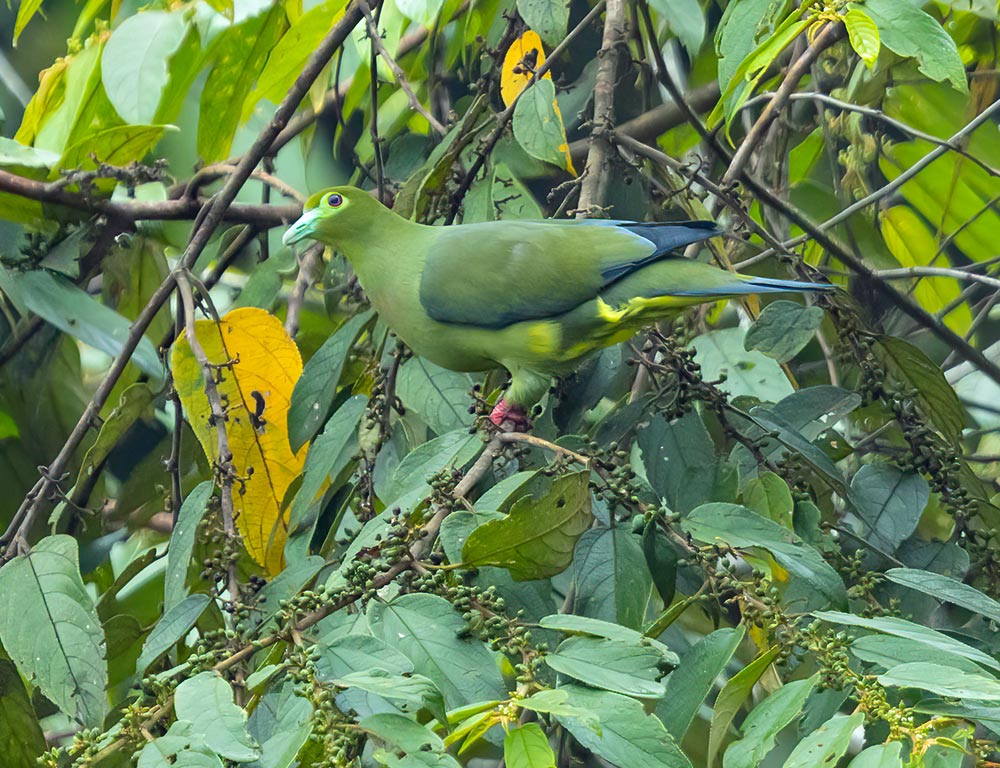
[0,660,46,768]
[164,481,214,612]
[246,556,325,633]
[101,10,189,124]
[316,631,412,671]
[781,712,864,768]
[844,8,881,68]
[545,635,670,698]
[814,611,1000,671]
[285,395,366,563]
[658,626,745,741]
[857,0,968,92]
[557,685,691,768]
[367,593,506,708]
[246,682,313,768]
[288,311,373,452]
[137,593,211,675]
[395,357,476,435]
[245,0,343,116]
[847,743,904,768]
[334,669,447,725]
[361,712,460,767]
[723,675,818,768]
[642,522,678,605]
[512,79,572,172]
[693,327,794,402]
[880,206,971,334]
[198,4,287,162]
[648,0,704,55]
[462,471,592,580]
[745,407,847,495]
[684,504,846,611]
[504,723,556,768]
[539,614,677,662]
[714,0,786,88]
[708,647,782,768]
[884,567,1000,623]
[0,535,107,727]
[517,688,601,731]
[879,662,1000,700]
[709,13,810,136]
[382,430,480,506]
[0,136,60,174]
[0,268,163,379]
[850,634,983,674]
[74,383,154,496]
[744,472,794,527]
[515,0,567,47]
[743,300,824,363]
[13,0,43,45]
[396,0,445,25]
[137,721,224,768]
[174,671,261,762]
[638,412,738,514]
[571,527,654,630]
[57,124,172,171]
[849,465,929,552]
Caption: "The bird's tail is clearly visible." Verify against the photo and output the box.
[666,276,834,297]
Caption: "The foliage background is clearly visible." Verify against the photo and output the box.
[0,1,998,767]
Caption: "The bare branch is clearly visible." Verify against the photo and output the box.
[576,0,626,217]
[358,0,448,135]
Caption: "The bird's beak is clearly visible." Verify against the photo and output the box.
[282,208,321,246]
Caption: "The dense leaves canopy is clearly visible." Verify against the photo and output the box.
[0,1,999,767]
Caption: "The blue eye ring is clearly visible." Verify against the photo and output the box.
[327,193,343,207]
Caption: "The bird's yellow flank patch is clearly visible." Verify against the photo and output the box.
[526,320,561,357]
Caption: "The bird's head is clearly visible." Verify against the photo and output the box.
[282,186,383,248]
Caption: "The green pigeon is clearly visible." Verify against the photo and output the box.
[283,186,830,428]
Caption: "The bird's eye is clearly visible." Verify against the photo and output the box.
[327,193,343,208]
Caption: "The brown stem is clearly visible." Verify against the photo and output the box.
[576,0,625,217]
[1,0,373,558]
[175,272,241,607]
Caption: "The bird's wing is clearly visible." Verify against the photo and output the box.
[418,219,721,329]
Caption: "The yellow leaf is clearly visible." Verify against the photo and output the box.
[171,308,306,574]
[501,30,550,108]
[15,58,69,146]
[880,206,972,335]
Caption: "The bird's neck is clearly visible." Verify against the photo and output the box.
[335,214,427,312]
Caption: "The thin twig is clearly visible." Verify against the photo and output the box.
[721,22,845,189]
[873,266,1000,292]
[285,244,324,337]
[358,0,447,135]
[497,432,591,465]
[0,169,300,226]
[751,98,1000,262]
[446,0,607,223]
[176,271,241,607]
[1,0,373,557]
[178,163,307,203]
[740,91,999,178]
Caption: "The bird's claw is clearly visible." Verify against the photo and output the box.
[489,399,532,432]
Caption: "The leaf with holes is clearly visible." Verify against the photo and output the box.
[463,471,592,580]
[171,307,306,574]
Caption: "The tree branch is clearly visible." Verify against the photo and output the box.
[576,0,626,216]
[446,0,607,223]
[1,0,373,557]
[359,0,447,135]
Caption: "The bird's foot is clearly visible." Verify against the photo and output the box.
[489,399,532,432]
